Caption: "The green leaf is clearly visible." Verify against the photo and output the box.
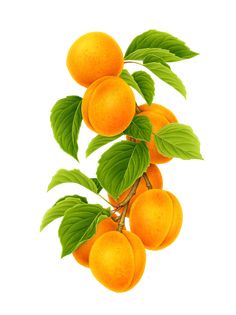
[50,96,82,161]
[143,54,170,68]
[125,30,198,60]
[40,196,86,231]
[124,115,152,141]
[132,71,154,104]
[54,194,88,206]
[144,62,186,97]
[97,141,150,199]
[154,123,203,160]
[86,134,121,157]
[58,204,111,257]
[120,69,154,104]
[47,169,98,193]
[125,48,182,62]
[91,178,103,193]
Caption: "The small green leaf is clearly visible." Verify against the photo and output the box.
[50,96,83,161]
[58,204,111,257]
[86,134,121,157]
[91,178,103,193]
[132,71,154,104]
[154,123,203,160]
[124,116,152,141]
[125,30,198,60]
[120,69,154,104]
[125,48,182,62]
[47,169,98,193]
[144,62,186,97]
[40,196,86,231]
[143,54,170,68]
[97,141,150,199]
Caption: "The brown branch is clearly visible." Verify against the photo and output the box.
[116,177,141,232]
[143,172,152,190]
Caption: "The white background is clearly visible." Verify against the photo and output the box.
[0,0,236,314]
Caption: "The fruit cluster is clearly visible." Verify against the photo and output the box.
[41,31,202,293]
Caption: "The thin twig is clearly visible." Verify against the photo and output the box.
[143,172,152,190]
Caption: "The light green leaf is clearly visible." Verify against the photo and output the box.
[132,71,154,104]
[50,96,83,161]
[86,134,121,157]
[40,196,86,231]
[120,69,154,104]
[154,123,203,160]
[125,48,182,62]
[144,62,186,97]
[124,115,152,141]
[53,195,88,206]
[97,141,150,199]
[143,54,170,68]
[47,169,98,193]
[125,30,198,60]
[58,204,111,257]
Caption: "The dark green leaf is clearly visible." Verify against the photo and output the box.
[58,204,111,257]
[40,196,86,231]
[47,169,98,193]
[86,134,121,157]
[144,62,186,97]
[97,141,150,199]
[154,123,203,160]
[125,30,198,60]
[50,96,83,161]
[124,115,152,141]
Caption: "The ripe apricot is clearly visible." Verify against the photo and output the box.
[82,76,136,136]
[73,217,117,267]
[138,110,171,164]
[67,32,123,87]
[108,164,163,217]
[129,189,183,250]
[89,230,146,292]
[139,103,178,123]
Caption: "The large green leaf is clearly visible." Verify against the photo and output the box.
[144,62,186,97]
[47,169,98,193]
[125,30,198,60]
[50,96,83,161]
[124,115,152,141]
[125,48,181,62]
[58,204,111,257]
[86,134,121,157]
[97,141,150,199]
[40,196,86,231]
[154,123,203,160]
[120,69,154,104]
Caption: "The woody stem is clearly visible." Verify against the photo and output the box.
[117,177,141,231]
[143,172,152,190]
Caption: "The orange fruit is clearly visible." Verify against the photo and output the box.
[67,32,123,87]
[89,230,146,292]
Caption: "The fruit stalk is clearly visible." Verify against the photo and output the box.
[117,177,141,231]
[143,172,152,190]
